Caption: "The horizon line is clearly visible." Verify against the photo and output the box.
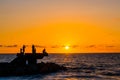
[0,52,120,54]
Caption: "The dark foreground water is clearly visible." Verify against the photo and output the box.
[0,53,120,80]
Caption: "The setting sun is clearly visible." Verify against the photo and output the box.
[0,0,120,79]
[65,46,70,50]
[0,0,120,53]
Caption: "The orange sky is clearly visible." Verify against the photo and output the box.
[0,0,120,53]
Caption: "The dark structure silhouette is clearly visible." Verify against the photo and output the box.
[0,45,66,76]
[12,45,48,65]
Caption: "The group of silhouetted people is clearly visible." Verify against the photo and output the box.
[20,45,46,55]
[20,45,26,55]
[11,45,48,66]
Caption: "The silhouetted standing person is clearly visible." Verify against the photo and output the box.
[22,45,26,54]
[32,45,36,54]
[28,45,37,64]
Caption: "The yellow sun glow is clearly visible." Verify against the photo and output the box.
[65,46,70,50]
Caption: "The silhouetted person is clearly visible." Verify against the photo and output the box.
[20,48,24,55]
[13,46,26,65]
[32,45,36,54]
[43,48,46,53]
[27,45,37,64]
[22,45,26,54]
[20,48,22,53]
[42,48,48,56]
[17,47,24,56]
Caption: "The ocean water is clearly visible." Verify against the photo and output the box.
[0,53,120,80]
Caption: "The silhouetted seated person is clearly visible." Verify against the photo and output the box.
[11,45,26,66]
[17,45,26,56]
[20,48,23,55]
[42,48,48,56]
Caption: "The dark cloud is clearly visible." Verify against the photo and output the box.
[71,45,79,48]
[4,45,17,47]
[34,45,46,48]
[0,45,3,47]
[87,45,96,48]
[51,45,60,48]
[20,45,45,48]
[106,45,115,48]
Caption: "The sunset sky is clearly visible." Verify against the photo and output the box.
[0,0,120,53]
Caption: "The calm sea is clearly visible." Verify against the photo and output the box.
[0,53,120,80]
